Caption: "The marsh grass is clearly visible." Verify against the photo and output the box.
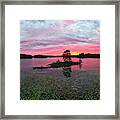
[20,70,100,100]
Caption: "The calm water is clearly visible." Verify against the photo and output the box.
[21,58,99,73]
[20,58,100,100]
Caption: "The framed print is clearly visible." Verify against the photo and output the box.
[0,0,119,119]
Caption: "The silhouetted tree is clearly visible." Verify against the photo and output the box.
[79,53,84,58]
[63,50,72,62]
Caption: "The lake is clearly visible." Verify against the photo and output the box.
[20,58,100,100]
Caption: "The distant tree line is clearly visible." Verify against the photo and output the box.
[33,55,48,58]
[20,54,32,59]
[78,53,100,58]
[20,53,100,59]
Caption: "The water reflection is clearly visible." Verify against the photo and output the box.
[79,60,82,69]
[62,66,72,78]
[32,58,84,77]
[62,60,82,78]
[21,58,100,78]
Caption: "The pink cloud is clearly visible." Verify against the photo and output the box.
[21,44,99,55]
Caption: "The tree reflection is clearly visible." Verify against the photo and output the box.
[62,66,72,78]
[79,58,82,69]
[62,59,82,78]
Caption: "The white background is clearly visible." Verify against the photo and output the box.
[5,5,115,115]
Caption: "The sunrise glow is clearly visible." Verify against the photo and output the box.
[71,52,80,55]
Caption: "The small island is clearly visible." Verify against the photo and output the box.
[33,61,82,69]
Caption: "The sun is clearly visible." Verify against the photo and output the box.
[71,52,80,55]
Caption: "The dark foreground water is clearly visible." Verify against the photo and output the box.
[20,58,100,100]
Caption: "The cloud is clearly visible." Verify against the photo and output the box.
[20,20,100,54]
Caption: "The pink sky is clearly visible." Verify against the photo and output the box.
[21,44,100,55]
[20,20,100,55]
